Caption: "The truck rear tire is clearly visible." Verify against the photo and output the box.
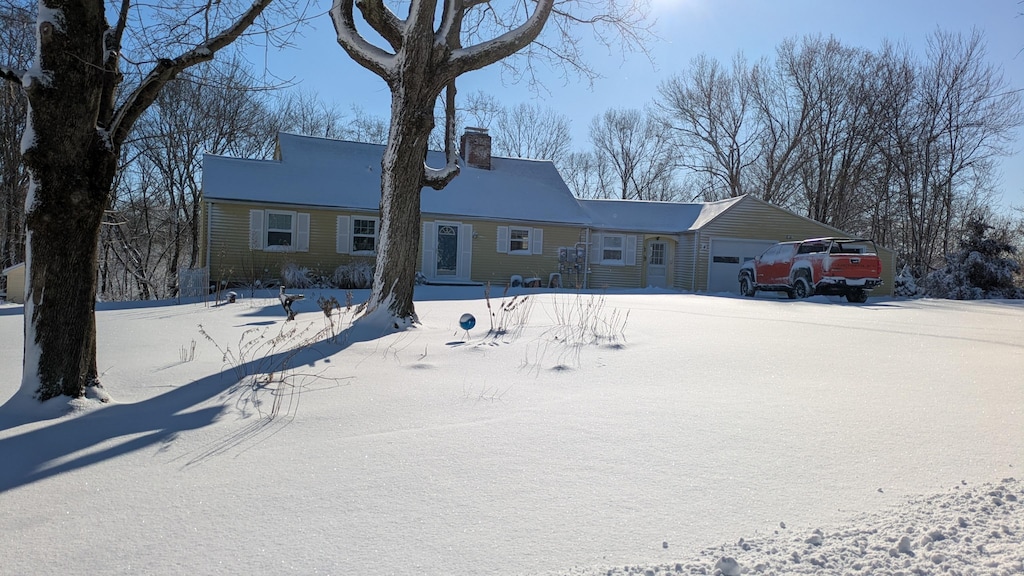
[846,289,868,303]
[793,277,812,299]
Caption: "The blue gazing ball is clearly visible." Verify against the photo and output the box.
[459,313,476,331]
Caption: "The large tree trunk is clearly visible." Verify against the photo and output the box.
[365,85,437,325]
[20,0,114,401]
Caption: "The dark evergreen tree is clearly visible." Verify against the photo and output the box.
[922,218,1023,299]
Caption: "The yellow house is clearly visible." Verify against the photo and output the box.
[200,131,894,297]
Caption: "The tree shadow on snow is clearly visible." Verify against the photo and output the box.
[0,318,392,494]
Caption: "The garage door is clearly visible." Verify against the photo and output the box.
[707,238,776,293]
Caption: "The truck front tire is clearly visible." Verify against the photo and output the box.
[739,276,756,297]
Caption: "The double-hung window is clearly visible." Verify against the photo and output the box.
[352,217,378,253]
[336,215,379,255]
[265,210,295,249]
[497,226,543,255]
[601,235,625,264]
[509,227,531,254]
[249,209,310,252]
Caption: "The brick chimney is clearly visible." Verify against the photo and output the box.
[460,127,491,170]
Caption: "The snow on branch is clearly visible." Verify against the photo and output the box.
[422,81,461,190]
[331,0,398,81]
[353,0,406,51]
[446,0,555,78]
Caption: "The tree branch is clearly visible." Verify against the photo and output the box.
[330,0,396,81]
[0,65,25,85]
[109,0,276,146]
[354,0,405,51]
[445,0,554,78]
[423,80,460,189]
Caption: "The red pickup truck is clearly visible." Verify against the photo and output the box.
[737,237,883,303]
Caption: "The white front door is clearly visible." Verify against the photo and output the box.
[646,241,668,288]
[422,221,473,281]
[436,223,459,276]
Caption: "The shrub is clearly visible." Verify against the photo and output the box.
[893,265,921,298]
[921,218,1024,299]
[281,262,314,289]
[332,260,373,289]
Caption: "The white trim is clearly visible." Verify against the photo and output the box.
[599,234,626,265]
[508,226,532,255]
[206,202,213,269]
[264,209,297,252]
[248,209,264,250]
[422,221,437,278]
[350,215,379,255]
[496,226,509,254]
[336,215,351,254]
[295,212,310,252]
[458,224,473,279]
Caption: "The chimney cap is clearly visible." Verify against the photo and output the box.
[465,126,489,134]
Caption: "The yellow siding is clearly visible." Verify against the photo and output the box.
[206,201,379,286]
[673,233,697,291]
[203,195,894,296]
[694,197,895,295]
[455,220,584,288]
[587,233,643,289]
[3,263,25,304]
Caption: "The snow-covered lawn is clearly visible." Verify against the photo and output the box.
[1,288,1022,575]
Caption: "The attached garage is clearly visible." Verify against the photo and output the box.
[706,238,776,293]
[582,195,895,296]
[689,196,896,296]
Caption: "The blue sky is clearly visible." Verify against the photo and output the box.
[252,0,1024,211]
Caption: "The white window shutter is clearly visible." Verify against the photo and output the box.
[496,226,508,253]
[336,215,351,254]
[591,233,602,263]
[249,210,264,250]
[458,224,473,279]
[296,213,310,252]
[625,235,637,266]
[422,222,436,278]
[532,228,544,256]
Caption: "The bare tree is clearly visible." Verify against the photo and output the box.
[0,0,289,401]
[558,150,616,198]
[589,107,677,200]
[0,0,31,272]
[275,88,349,139]
[99,57,278,301]
[745,43,812,206]
[330,0,652,325]
[786,36,882,232]
[658,53,755,200]
[494,102,572,163]
[877,30,1022,275]
[462,90,504,129]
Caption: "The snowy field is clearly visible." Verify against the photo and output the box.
[0,287,1022,576]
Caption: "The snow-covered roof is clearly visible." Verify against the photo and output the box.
[579,196,745,233]
[203,132,593,225]
[1,262,24,275]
